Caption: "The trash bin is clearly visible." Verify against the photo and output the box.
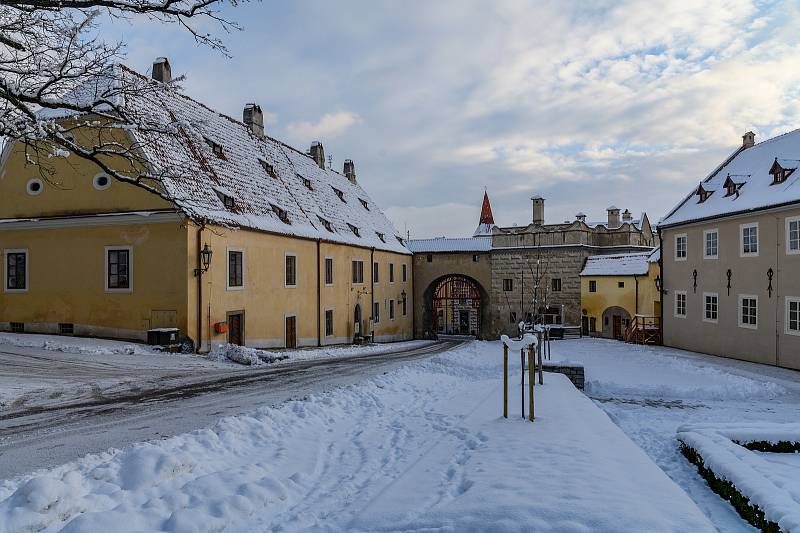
[147,328,179,346]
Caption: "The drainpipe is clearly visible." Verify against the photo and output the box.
[196,221,205,353]
[411,256,416,340]
[634,275,639,315]
[775,215,780,367]
[370,247,375,342]
[317,239,322,347]
[657,225,664,344]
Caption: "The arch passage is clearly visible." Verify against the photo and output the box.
[432,275,482,336]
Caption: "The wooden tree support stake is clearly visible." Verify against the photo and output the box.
[528,345,535,421]
[503,343,508,419]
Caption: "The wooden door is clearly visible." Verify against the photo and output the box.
[228,313,244,346]
[612,315,622,340]
[285,316,297,348]
[581,316,589,336]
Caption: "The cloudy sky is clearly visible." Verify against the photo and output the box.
[109,0,800,238]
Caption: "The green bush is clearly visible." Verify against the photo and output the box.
[679,442,782,532]
[736,440,800,454]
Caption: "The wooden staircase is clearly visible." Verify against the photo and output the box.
[624,315,662,345]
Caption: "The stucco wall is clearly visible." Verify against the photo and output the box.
[662,206,800,369]
[0,220,188,341]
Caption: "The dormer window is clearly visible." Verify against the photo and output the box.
[695,184,713,203]
[215,189,236,211]
[271,204,290,224]
[770,158,796,185]
[376,232,385,243]
[359,198,370,210]
[348,223,360,237]
[723,174,745,197]
[332,187,345,202]
[259,159,276,178]
[318,216,334,233]
[204,138,225,158]
[396,236,404,246]
[299,175,313,190]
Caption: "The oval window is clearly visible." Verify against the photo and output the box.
[93,173,111,191]
[26,178,43,196]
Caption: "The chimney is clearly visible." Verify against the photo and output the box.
[607,205,621,228]
[152,57,172,83]
[622,208,632,223]
[531,196,545,225]
[742,131,755,149]
[243,103,265,139]
[309,141,325,169]
[343,159,356,183]
[575,212,586,223]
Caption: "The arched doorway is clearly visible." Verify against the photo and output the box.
[431,275,482,337]
[353,304,362,339]
[602,306,631,340]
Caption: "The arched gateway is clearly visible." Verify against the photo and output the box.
[430,275,483,337]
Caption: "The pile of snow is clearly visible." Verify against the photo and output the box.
[208,344,288,365]
[0,341,714,532]
[678,423,800,531]
[0,333,157,357]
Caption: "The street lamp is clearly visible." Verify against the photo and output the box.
[194,243,213,276]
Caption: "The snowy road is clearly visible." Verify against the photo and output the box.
[0,340,460,480]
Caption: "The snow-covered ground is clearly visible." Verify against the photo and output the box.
[0,341,715,532]
[0,333,430,411]
[545,338,800,533]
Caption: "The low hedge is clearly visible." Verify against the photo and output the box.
[679,442,781,533]
[735,440,800,454]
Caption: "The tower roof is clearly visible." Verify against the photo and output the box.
[479,191,495,225]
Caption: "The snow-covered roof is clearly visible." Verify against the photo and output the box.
[647,247,661,263]
[41,65,409,254]
[580,252,652,277]
[406,237,492,253]
[661,129,800,227]
[473,223,495,237]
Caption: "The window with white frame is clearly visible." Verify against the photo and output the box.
[675,234,687,261]
[352,260,364,284]
[106,246,132,292]
[703,292,718,323]
[740,223,759,256]
[704,229,718,259]
[739,295,758,329]
[285,254,297,287]
[4,249,28,292]
[787,217,800,255]
[325,257,334,285]
[786,297,800,336]
[674,291,687,318]
[227,249,244,289]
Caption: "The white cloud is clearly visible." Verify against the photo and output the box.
[286,111,361,142]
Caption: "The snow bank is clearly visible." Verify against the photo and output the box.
[208,340,433,366]
[207,344,287,365]
[678,423,800,531]
[0,341,714,532]
[0,333,157,357]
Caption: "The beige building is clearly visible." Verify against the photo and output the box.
[409,192,656,339]
[0,59,413,351]
[579,250,660,340]
[660,130,800,369]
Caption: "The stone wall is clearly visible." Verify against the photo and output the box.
[542,363,585,390]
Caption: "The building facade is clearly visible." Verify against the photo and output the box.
[660,131,800,369]
[410,192,656,339]
[579,250,660,340]
[0,59,413,351]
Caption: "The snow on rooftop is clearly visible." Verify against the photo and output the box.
[580,251,652,276]
[661,129,800,227]
[406,236,492,253]
[38,65,408,254]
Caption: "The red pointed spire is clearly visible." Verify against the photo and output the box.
[479,191,495,225]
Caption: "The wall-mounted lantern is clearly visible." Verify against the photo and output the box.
[726,269,732,296]
[767,268,774,298]
[655,274,662,294]
[194,243,213,277]
[692,269,698,293]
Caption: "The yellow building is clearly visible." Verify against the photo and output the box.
[0,59,413,351]
[579,250,660,341]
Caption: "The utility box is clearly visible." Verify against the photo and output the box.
[147,328,179,347]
